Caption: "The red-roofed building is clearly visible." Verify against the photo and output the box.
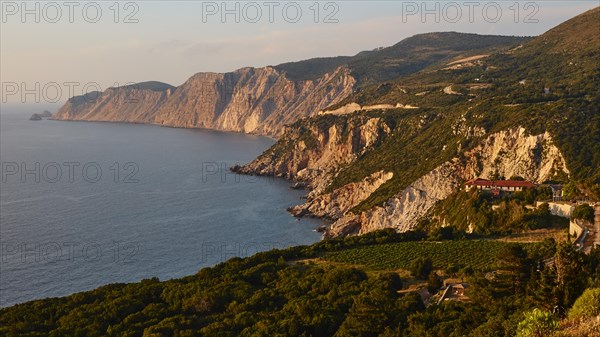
[465,178,536,195]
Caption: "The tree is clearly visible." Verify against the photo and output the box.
[427,272,443,294]
[572,204,595,222]
[535,203,551,217]
[494,245,531,295]
[535,186,553,202]
[461,266,474,276]
[554,242,588,310]
[562,182,580,201]
[528,264,559,310]
[430,226,456,240]
[409,257,433,279]
[516,309,559,337]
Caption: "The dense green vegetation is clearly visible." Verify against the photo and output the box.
[567,288,600,320]
[409,257,434,279]
[2,229,598,337]
[516,309,560,337]
[425,188,568,235]
[572,204,596,222]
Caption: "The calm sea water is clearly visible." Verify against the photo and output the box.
[0,108,321,307]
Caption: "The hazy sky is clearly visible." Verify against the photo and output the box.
[1,1,598,104]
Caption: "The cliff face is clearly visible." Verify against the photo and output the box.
[329,128,570,237]
[52,67,355,137]
[52,83,174,124]
[239,121,570,238]
[234,114,392,195]
[288,171,394,220]
[52,32,530,137]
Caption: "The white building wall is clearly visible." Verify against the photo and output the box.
[537,202,573,218]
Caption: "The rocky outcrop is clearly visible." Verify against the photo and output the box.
[30,111,53,120]
[52,67,355,137]
[319,102,416,115]
[289,171,394,220]
[51,31,533,138]
[239,121,571,238]
[327,128,570,237]
[460,128,570,181]
[329,160,464,237]
[234,115,392,196]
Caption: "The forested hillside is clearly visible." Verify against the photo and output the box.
[2,230,599,336]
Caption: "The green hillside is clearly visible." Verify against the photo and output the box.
[309,6,600,208]
[275,33,528,84]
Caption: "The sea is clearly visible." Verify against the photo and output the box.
[0,106,322,307]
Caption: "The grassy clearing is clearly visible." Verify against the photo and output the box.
[497,227,569,243]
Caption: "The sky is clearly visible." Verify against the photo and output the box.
[1,0,598,105]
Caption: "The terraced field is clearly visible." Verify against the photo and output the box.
[325,240,529,271]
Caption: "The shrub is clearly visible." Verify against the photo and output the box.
[516,309,559,337]
[568,288,600,320]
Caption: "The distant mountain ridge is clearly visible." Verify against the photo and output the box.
[276,32,530,84]
[52,33,527,137]
[119,81,175,92]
